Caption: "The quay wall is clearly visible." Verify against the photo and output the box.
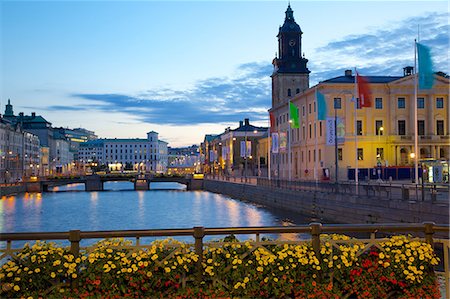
[0,185,26,197]
[203,180,449,224]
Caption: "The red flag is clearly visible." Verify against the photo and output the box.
[356,71,372,108]
[269,112,275,132]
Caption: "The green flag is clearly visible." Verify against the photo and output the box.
[417,42,434,89]
[289,102,299,128]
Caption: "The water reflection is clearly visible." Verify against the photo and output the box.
[1,181,315,245]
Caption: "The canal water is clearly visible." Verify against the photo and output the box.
[1,182,314,245]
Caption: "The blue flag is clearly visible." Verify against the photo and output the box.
[317,91,327,120]
[417,43,434,89]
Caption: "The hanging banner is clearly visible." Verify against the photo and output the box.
[272,133,279,153]
[246,141,251,157]
[221,146,227,160]
[326,117,335,145]
[326,117,345,145]
[240,141,246,157]
[279,132,287,152]
[209,150,215,162]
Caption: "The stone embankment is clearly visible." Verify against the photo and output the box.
[203,179,449,224]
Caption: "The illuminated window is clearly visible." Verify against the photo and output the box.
[357,148,364,160]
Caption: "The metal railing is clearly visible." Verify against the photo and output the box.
[1,222,449,295]
[255,177,450,202]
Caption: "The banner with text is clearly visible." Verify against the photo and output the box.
[279,132,287,152]
[271,133,279,153]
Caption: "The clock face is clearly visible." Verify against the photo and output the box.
[289,39,296,47]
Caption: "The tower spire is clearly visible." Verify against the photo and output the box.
[285,3,294,21]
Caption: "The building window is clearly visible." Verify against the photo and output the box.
[398,97,406,109]
[437,120,444,135]
[375,98,383,109]
[436,97,444,109]
[418,120,425,136]
[398,120,406,135]
[376,148,384,160]
[309,124,312,138]
[319,122,322,137]
[375,120,383,135]
[287,89,291,97]
[417,97,425,109]
[309,103,311,114]
[296,88,300,94]
[334,98,341,109]
[302,106,305,116]
[357,148,364,160]
[356,120,363,136]
[338,148,342,161]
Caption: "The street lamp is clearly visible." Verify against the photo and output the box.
[244,130,257,181]
[410,153,416,182]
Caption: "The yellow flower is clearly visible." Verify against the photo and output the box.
[273,277,279,282]
[164,267,171,273]
[35,268,41,273]
[14,285,20,291]
[72,273,77,279]
[51,272,56,278]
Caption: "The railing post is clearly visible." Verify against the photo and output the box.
[69,230,81,257]
[423,222,435,249]
[310,222,322,281]
[69,230,81,288]
[193,226,205,284]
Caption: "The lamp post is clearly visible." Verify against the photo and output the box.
[244,130,257,182]
[410,152,416,182]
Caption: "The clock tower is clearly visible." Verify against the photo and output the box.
[272,4,310,108]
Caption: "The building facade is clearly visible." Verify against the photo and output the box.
[201,119,268,177]
[78,131,169,173]
[2,100,73,175]
[269,5,450,182]
[0,116,40,182]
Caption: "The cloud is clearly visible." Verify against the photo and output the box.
[67,63,272,126]
[311,12,449,80]
[46,12,447,127]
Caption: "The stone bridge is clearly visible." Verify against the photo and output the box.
[25,174,203,192]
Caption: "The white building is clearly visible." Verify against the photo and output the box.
[78,131,169,173]
[0,117,40,182]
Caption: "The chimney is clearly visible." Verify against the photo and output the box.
[344,70,352,77]
[19,112,24,117]
[403,66,414,76]
[31,112,36,118]
[244,118,250,126]
[239,121,243,127]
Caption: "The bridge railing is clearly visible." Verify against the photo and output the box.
[1,223,449,296]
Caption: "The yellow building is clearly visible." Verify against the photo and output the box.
[269,5,449,182]
[271,69,449,181]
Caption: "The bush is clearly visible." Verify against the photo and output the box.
[0,235,441,298]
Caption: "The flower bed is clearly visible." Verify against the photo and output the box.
[0,235,441,298]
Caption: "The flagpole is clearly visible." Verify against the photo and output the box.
[314,87,319,183]
[354,68,359,186]
[288,100,292,181]
[414,39,419,183]
[268,114,271,180]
